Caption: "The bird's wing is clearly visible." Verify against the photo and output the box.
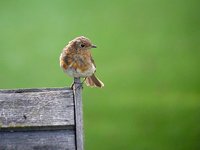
[60,52,71,70]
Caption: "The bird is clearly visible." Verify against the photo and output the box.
[60,36,104,88]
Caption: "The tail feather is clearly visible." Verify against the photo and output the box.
[85,74,104,88]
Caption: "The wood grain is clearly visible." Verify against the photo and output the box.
[0,130,75,150]
[0,86,84,150]
[0,88,74,130]
[73,78,84,150]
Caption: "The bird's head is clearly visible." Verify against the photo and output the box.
[69,36,97,51]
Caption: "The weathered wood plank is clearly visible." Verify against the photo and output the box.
[73,78,84,150]
[0,86,84,150]
[0,89,74,130]
[0,130,75,150]
[0,87,71,94]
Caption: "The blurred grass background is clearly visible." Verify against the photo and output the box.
[0,0,200,149]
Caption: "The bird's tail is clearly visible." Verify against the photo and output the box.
[85,74,104,88]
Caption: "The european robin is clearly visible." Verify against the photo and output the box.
[60,36,104,88]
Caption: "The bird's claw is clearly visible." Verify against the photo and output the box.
[71,82,83,90]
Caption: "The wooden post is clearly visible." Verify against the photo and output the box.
[73,77,84,150]
[0,86,85,150]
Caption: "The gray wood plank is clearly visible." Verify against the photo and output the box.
[0,86,84,150]
[0,87,71,94]
[0,130,75,150]
[73,78,84,150]
[0,89,74,130]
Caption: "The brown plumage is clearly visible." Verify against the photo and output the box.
[60,36,104,88]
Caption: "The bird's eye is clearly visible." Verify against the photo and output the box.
[81,44,85,48]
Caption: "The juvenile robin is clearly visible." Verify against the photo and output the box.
[60,36,104,88]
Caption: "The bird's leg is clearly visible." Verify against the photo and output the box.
[71,80,83,90]
[74,78,87,89]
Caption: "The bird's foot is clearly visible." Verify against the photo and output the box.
[71,81,83,90]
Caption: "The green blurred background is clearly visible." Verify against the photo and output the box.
[0,0,200,149]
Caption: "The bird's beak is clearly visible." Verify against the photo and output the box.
[91,45,97,48]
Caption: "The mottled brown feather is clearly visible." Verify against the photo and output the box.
[60,36,104,88]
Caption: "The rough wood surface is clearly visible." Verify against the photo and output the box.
[0,87,71,94]
[0,88,74,130]
[73,78,84,150]
[0,86,84,150]
[0,130,75,150]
